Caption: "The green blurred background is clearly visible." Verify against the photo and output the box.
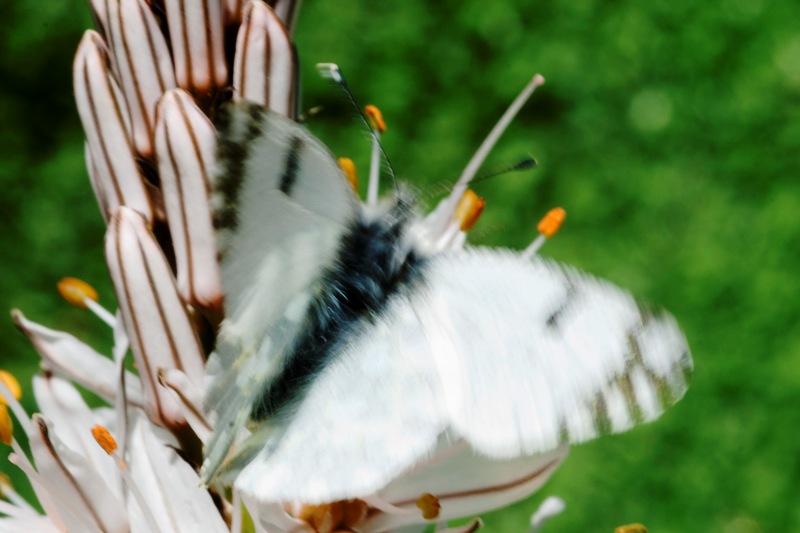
[1,0,799,531]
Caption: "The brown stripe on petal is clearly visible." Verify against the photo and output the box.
[107,208,206,429]
[74,31,153,222]
[165,0,227,93]
[270,0,302,35]
[156,89,222,312]
[233,1,295,115]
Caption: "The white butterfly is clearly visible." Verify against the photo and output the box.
[200,91,692,505]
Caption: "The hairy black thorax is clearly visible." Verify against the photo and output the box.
[251,198,426,421]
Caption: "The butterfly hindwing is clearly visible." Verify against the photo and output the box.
[418,248,692,457]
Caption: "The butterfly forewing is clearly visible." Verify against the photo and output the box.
[203,106,358,479]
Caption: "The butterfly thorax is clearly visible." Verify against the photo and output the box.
[250,196,427,421]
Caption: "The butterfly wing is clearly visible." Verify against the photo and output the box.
[223,245,690,503]
[227,289,448,503]
[203,105,359,479]
[418,247,692,458]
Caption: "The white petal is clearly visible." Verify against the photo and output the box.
[32,375,123,497]
[28,415,128,533]
[233,1,296,116]
[126,416,228,533]
[74,31,152,222]
[164,0,227,92]
[155,88,222,311]
[105,208,206,428]
[105,0,177,157]
[12,310,145,409]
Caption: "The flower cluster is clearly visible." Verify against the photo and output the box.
[1,1,569,531]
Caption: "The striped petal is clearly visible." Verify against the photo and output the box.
[164,0,227,93]
[11,310,145,409]
[74,31,153,222]
[28,415,128,533]
[154,88,223,312]
[126,416,229,533]
[105,207,206,429]
[32,375,123,498]
[104,0,177,157]
[233,0,296,116]
[269,0,302,35]
[364,444,568,532]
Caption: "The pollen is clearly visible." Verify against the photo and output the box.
[364,104,387,133]
[338,157,359,192]
[92,425,118,455]
[615,524,647,533]
[455,189,486,232]
[0,370,22,405]
[57,277,100,309]
[0,472,11,495]
[537,207,566,238]
[416,492,441,520]
[0,404,12,446]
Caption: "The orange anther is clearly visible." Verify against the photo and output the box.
[615,524,647,533]
[455,189,486,232]
[537,207,566,238]
[416,493,441,520]
[92,425,118,455]
[58,277,99,309]
[0,371,21,405]
[364,105,387,133]
[0,405,12,446]
[338,157,359,192]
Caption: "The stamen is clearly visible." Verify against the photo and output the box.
[455,190,486,232]
[364,104,387,206]
[522,207,566,259]
[416,493,441,520]
[0,370,22,404]
[0,404,12,445]
[615,524,647,533]
[57,277,99,308]
[93,425,163,533]
[449,74,546,208]
[338,157,359,193]
[364,105,387,133]
[57,277,116,328]
[91,425,118,455]
[317,63,397,189]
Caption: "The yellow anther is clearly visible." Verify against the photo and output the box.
[0,404,12,446]
[455,189,486,232]
[338,157,359,193]
[615,524,647,533]
[58,277,99,309]
[364,104,387,133]
[92,425,118,455]
[416,493,441,520]
[537,207,566,238]
[0,370,21,405]
[0,472,11,496]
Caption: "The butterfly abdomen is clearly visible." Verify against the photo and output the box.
[250,200,427,421]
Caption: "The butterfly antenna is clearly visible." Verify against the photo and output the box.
[452,75,545,204]
[470,155,538,185]
[426,74,546,237]
[317,63,397,202]
[522,207,566,258]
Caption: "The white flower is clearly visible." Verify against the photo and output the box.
[1,1,687,532]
